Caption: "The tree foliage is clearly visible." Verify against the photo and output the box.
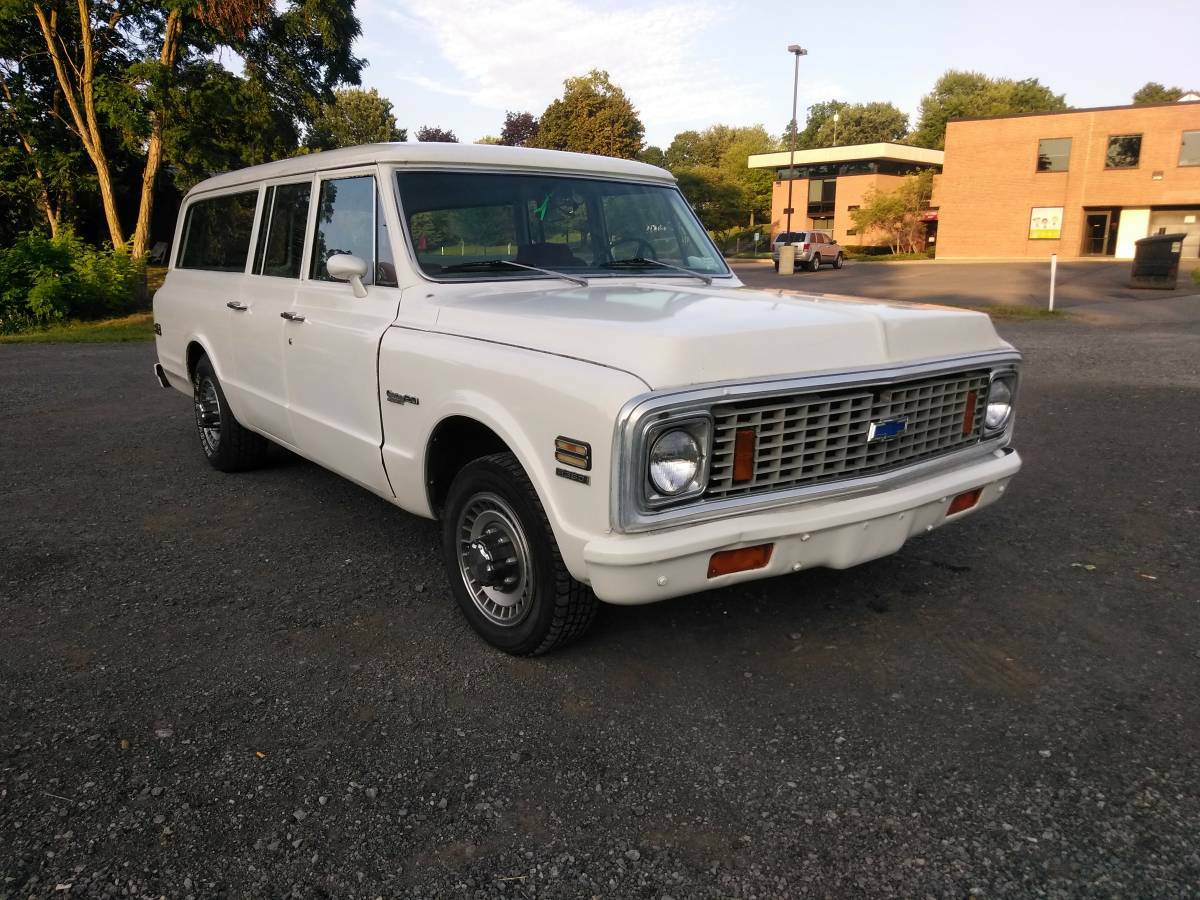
[2,0,364,255]
[910,70,1067,149]
[1132,82,1192,104]
[663,124,778,226]
[307,87,405,150]
[533,69,644,159]
[849,170,935,253]
[811,102,908,147]
[674,165,745,236]
[415,125,458,142]
[498,110,538,147]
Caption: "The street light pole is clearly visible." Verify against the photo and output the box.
[785,44,807,239]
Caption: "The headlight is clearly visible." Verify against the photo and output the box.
[649,429,701,495]
[985,376,1014,431]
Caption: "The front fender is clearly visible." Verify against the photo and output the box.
[378,326,648,581]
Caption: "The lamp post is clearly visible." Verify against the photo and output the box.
[784,44,808,239]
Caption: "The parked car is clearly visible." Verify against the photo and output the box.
[772,231,844,271]
[153,143,1022,655]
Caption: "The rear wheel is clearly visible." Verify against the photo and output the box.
[441,452,598,655]
[808,253,822,272]
[192,355,269,472]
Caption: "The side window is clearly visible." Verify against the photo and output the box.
[178,190,258,272]
[253,181,311,278]
[311,175,377,283]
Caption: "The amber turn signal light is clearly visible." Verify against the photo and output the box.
[962,390,978,436]
[947,487,982,515]
[732,427,756,483]
[707,543,774,578]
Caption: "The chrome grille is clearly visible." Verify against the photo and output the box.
[705,370,991,499]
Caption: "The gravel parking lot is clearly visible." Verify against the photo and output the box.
[2,308,1199,898]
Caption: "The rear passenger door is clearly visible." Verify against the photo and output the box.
[229,178,312,444]
[284,169,402,495]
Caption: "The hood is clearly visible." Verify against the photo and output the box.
[427,281,1009,390]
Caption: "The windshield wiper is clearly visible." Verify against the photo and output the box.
[437,258,588,287]
[601,257,713,285]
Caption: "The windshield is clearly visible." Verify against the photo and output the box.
[395,171,729,280]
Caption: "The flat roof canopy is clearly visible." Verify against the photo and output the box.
[748,142,944,170]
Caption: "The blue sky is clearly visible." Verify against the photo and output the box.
[351,0,1197,147]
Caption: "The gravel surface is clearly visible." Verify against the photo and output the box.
[2,312,1198,898]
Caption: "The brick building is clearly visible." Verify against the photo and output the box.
[747,143,944,247]
[934,100,1200,259]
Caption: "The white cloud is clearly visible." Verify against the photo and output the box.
[378,0,782,142]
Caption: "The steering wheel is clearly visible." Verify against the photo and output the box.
[609,237,658,261]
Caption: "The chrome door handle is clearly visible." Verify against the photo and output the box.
[280,311,306,322]
[226,301,248,311]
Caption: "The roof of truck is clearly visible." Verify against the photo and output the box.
[187,142,675,195]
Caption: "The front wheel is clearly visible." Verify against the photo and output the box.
[441,453,599,655]
[808,253,822,272]
[833,253,844,269]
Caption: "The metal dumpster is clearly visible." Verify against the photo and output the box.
[1129,232,1187,289]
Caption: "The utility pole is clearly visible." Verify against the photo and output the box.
[784,44,808,238]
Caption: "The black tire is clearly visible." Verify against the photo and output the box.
[773,260,779,272]
[192,355,269,472]
[833,253,844,269]
[808,253,822,272]
[441,452,598,655]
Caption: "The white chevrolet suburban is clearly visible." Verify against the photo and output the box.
[153,143,1021,655]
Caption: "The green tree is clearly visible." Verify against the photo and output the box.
[1132,82,1191,104]
[415,125,457,142]
[811,101,908,147]
[662,124,778,226]
[674,165,745,236]
[792,100,846,150]
[307,87,405,150]
[849,170,934,253]
[910,70,1067,150]
[498,110,538,147]
[533,69,644,159]
[9,0,363,256]
[637,145,666,167]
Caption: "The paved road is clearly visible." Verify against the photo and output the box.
[2,313,1199,897]
[732,258,1200,312]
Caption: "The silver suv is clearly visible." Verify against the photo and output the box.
[772,231,844,272]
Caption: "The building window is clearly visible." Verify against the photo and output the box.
[1105,134,1142,169]
[807,179,836,216]
[1036,138,1071,172]
[1181,131,1200,167]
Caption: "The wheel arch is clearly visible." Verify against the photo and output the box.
[424,414,516,517]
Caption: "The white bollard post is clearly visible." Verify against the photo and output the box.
[1048,253,1058,311]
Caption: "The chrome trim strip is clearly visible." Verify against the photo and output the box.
[610,350,1021,533]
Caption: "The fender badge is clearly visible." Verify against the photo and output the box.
[386,390,419,406]
[556,467,590,485]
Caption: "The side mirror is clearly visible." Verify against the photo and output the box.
[327,253,369,298]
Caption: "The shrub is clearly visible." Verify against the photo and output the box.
[0,230,143,334]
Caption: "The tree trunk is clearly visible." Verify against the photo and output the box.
[130,7,182,259]
[33,1,126,249]
[0,77,59,236]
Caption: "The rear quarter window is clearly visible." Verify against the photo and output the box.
[178,190,259,272]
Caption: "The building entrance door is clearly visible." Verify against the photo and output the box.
[1084,211,1118,255]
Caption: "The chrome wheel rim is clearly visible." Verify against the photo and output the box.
[195,376,222,455]
[456,492,534,627]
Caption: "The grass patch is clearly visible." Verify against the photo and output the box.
[845,251,935,262]
[0,312,155,344]
[964,305,1066,320]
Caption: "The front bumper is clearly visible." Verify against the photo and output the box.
[583,447,1020,604]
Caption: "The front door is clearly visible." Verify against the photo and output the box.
[1082,212,1113,256]
[230,178,312,444]
[284,170,402,495]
